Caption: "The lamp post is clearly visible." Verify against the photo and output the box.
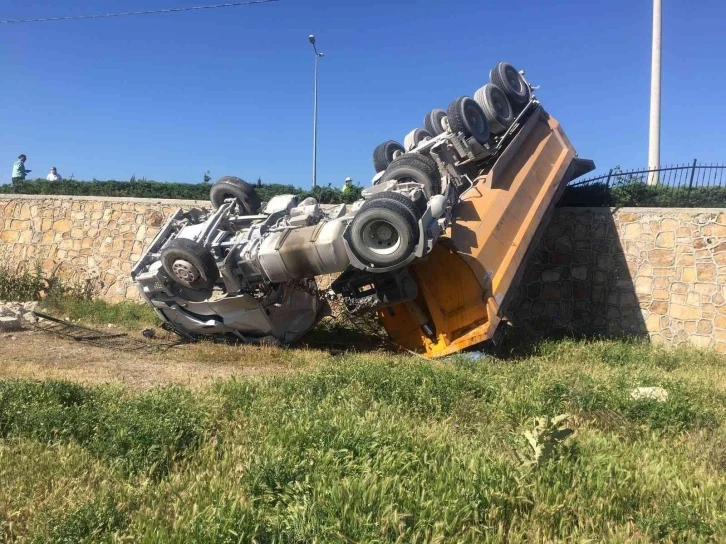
[309,34,324,188]
[647,0,662,185]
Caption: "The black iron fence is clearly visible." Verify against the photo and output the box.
[560,160,726,208]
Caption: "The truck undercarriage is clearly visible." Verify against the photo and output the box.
[132,62,594,355]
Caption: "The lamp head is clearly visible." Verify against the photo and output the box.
[308,34,315,44]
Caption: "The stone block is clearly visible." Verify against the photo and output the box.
[52,219,72,232]
[634,276,653,295]
[649,249,675,266]
[0,317,22,332]
[681,267,696,282]
[697,320,713,335]
[0,230,19,243]
[650,301,668,315]
[686,292,701,307]
[541,269,561,283]
[645,314,660,331]
[697,264,716,282]
[655,232,675,248]
[541,285,561,300]
[623,223,642,240]
[671,303,701,321]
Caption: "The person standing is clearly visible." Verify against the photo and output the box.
[46,167,62,182]
[342,176,354,194]
[11,154,31,193]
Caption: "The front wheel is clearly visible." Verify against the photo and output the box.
[372,140,405,173]
[160,238,219,291]
[209,176,261,213]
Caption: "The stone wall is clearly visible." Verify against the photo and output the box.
[0,195,205,302]
[509,208,726,353]
[2,195,725,352]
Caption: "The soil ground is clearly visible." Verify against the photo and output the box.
[0,328,326,389]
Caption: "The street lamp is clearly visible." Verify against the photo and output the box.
[309,34,324,188]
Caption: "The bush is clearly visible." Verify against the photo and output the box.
[0,178,364,204]
[560,180,726,208]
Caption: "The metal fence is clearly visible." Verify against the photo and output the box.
[562,160,726,208]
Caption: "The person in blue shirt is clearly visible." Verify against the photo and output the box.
[11,154,31,193]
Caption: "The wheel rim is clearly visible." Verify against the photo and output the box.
[505,66,523,94]
[362,219,401,256]
[171,259,201,286]
[464,102,486,134]
[492,90,511,119]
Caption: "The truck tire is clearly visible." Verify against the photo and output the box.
[349,198,419,268]
[474,84,514,135]
[380,153,441,199]
[424,109,447,136]
[373,140,405,173]
[160,238,219,291]
[210,176,261,213]
[446,96,490,145]
[404,128,433,151]
[490,62,531,105]
[366,190,421,222]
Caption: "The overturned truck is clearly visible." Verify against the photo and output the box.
[132,62,594,357]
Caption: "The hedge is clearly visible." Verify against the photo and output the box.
[0,179,363,205]
[3,178,724,208]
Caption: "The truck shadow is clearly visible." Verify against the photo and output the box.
[504,208,648,349]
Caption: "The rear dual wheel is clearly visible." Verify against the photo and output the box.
[489,62,531,106]
[446,96,490,145]
[474,83,514,135]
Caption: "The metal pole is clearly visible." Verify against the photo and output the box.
[647,0,662,186]
[312,53,319,188]
[309,35,323,189]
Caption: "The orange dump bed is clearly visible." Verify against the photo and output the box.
[379,107,584,357]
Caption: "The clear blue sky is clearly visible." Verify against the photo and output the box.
[2,0,725,187]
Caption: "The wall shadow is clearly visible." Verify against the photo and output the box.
[504,208,648,347]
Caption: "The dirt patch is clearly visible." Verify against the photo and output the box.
[0,330,312,389]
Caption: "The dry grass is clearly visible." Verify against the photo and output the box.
[0,330,330,389]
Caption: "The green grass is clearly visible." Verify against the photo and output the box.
[2,339,726,542]
[39,294,161,330]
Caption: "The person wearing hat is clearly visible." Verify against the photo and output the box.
[342,176,354,194]
[46,167,62,182]
[11,154,31,193]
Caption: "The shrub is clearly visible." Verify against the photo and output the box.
[1,178,363,204]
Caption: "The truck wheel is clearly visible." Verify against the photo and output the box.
[404,128,433,151]
[160,238,219,291]
[373,140,405,173]
[381,153,441,198]
[446,97,490,145]
[490,62,531,105]
[349,198,419,268]
[424,109,447,136]
[474,84,514,135]
[366,190,421,222]
[210,176,261,213]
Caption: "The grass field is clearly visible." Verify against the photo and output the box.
[1,337,725,542]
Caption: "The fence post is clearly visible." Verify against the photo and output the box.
[686,158,697,206]
[601,169,613,207]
